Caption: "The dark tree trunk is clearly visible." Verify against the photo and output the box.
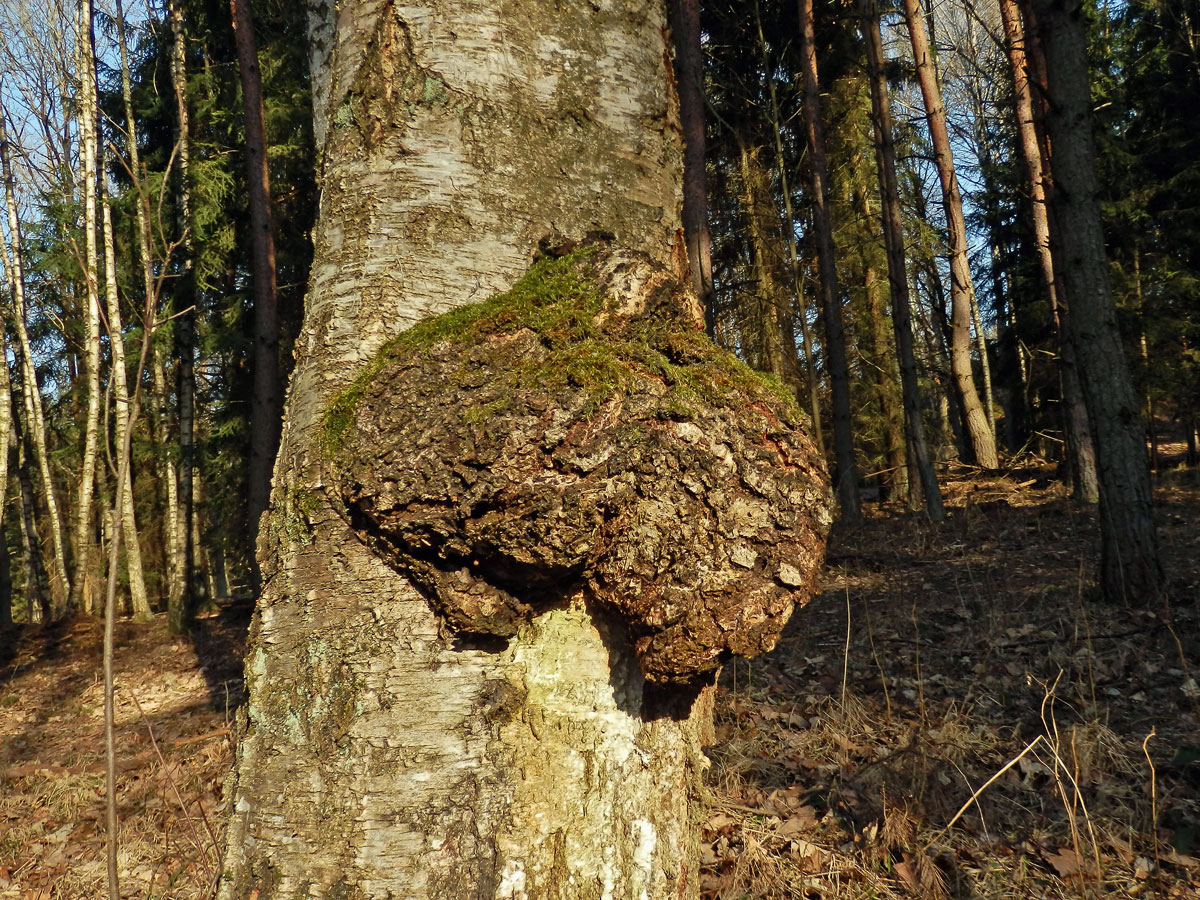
[230,0,282,595]
[1029,0,1164,601]
[860,0,944,520]
[798,0,861,521]
[999,0,1098,503]
[668,0,715,334]
[796,0,864,520]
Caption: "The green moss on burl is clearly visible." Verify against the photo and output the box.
[318,250,804,455]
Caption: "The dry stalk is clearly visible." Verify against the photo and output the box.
[863,596,893,722]
[1142,728,1158,874]
[841,589,852,713]
[1038,671,1104,886]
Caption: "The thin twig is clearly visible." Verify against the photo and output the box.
[129,691,218,880]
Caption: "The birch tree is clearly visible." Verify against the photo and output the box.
[217,2,830,896]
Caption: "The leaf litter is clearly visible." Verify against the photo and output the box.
[1,465,1198,900]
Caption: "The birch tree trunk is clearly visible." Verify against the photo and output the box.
[797,0,861,520]
[0,303,12,627]
[100,182,151,616]
[902,0,999,469]
[115,0,187,614]
[218,2,829,897]
[1028,0,1164,601]
[71,0,103,615]
[0,107,72,610]
[169,0,197,622]
[860,0,944,520]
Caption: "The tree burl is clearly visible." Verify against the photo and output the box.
[323,245,832,685]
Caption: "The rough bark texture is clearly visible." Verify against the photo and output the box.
[903,0,999,470]
[329,249,830,686]
[218,1,833,898]
[1029,0,1163,601]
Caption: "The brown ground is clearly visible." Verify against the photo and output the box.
[1,467,1197,899]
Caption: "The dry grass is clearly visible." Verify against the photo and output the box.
[0,604,246,899]
[1,466,1198,899]
[701,465,1200,899]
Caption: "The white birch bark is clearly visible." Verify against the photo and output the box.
[0,106,72,611]
[115,0,186,611]
[100,182,151,616]
[218,2,713,897]
[71,0,102,614]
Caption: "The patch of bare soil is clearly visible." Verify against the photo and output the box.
[0,600,249,899]
[2,468,1197,900]
[701,466,1200,899]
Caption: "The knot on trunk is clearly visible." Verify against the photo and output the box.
[323,246,832,684]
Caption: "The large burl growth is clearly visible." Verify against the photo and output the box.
[323,246,831,685]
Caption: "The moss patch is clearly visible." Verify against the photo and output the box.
[319,249,804,456]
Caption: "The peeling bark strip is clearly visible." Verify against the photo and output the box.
[328,249,831,685]
[220,1,830,897]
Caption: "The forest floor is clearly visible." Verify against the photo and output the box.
[0,465,1198,899]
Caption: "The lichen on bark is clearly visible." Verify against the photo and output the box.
[324,244,831,685]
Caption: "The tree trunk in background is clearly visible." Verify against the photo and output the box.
[903,0,998,469]
[217,2,756,895]
[0,317,12,626]
[999,0,1099,503]
[169,0,197,627]
[864,263,908,502]
[861,0,944,520]
[798,0,861,521]
[230,0,282,596]
[71,0,104,615]
[737,140,789,379]
[752,5,823,451]
[1029,0,1164,602]
[116,0,186,612]
[668,0,715,333]
[0,108,72,610]
[100,181,151,616]
[14,408,51,623]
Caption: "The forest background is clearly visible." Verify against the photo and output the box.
[0,0,1197,896]
[0,0,1191,627]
